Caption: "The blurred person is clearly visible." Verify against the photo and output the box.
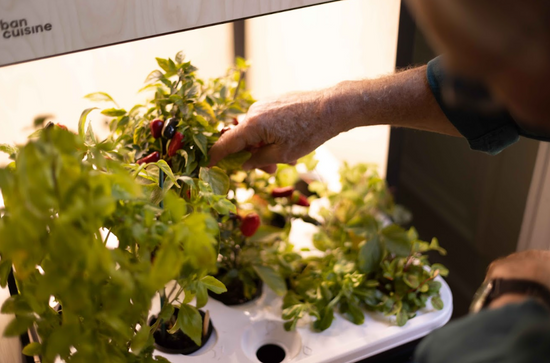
[210,0,550,361]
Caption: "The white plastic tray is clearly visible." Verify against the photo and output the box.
[151,191,454,363]
[150,276,452,363]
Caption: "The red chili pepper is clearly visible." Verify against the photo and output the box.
[221,127,231,135]
[56,123,68,131]
[150,119,164,139]
[271,186,295,198]
[293,193,310,207]
[137,151,160,165]
[168,132,184,157]
[232,118,239,126]
[240,213,260,237]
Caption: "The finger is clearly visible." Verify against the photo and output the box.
[242,144,286,170]
[259,164,278,174]
[208,127,249,167]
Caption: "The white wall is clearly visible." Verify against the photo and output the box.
[246,0,401,177]
[0,23,233,165]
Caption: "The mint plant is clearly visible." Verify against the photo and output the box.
[282,163,448,330]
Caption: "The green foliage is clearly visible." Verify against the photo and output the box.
[0,126,182,362]
[0,52,449,363]
[282,163,448,330]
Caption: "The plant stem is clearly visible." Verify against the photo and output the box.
[233,71,244,101]
[159,169,165,209]
[166,281,179,301]
[169,285,185,304]
[103,227,112,245]
[159,168,166,337]
[160,289,166,338]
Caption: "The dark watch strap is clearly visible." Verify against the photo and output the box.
[485,278,550,308]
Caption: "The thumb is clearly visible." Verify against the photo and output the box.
[242,144,285,170]
[208,127,249,167]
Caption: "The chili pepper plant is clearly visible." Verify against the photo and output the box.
[89,53,315,308]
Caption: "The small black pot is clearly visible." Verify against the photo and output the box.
[148,309,214,355]
[208,276,263,306]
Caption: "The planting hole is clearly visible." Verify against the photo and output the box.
[256,344,286,363]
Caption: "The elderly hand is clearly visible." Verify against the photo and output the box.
[485,250,550,309]
[208,89,347,173]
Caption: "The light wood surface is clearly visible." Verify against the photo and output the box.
[0,0,337,67]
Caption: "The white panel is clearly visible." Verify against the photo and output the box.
[0,286,22,363]
[0,0,336,67]
[246,0,400,176]
[0,23,233,166]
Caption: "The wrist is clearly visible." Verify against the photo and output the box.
[320,80,371,134]
[487,293,531,309]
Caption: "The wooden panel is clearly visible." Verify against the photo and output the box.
[0,0,337,67]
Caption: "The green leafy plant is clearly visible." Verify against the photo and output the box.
[86,52,448,331]
[282,163,448,330]
[0,52,449,363]
[0,121,222,362]
[88,53,299,307]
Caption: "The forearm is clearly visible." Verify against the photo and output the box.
[321,65,461,137]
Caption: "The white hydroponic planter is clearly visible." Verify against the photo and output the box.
[151,211,453,363]
[150,278,452,363]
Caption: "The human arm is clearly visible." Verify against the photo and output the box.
[208,65,460,172]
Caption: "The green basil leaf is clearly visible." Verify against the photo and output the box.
[84,92,118,106]
[158,303,175,322]
[144,70,164,84]
[195,284,208,309]
[381,224,411,257]
[22,342,41,356]
[201,276,227,294]
[199,167,229,195]
[130,325,151,356]
[177,304,202,346]
[313,307,334,331]
[212,198,237,215]
[216,151,251,171]
[358,235,382,274]
[193,133,208,157]
[4,315,34,337]
[194,101,215,120]
[253,265,287,296]
[0,144,17,159]
[152,160,179,186]
[101,108,127,117]
[1,295,32,314]
[0,259,12,288]
[78,107,97,141]
[156,58,171,73]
